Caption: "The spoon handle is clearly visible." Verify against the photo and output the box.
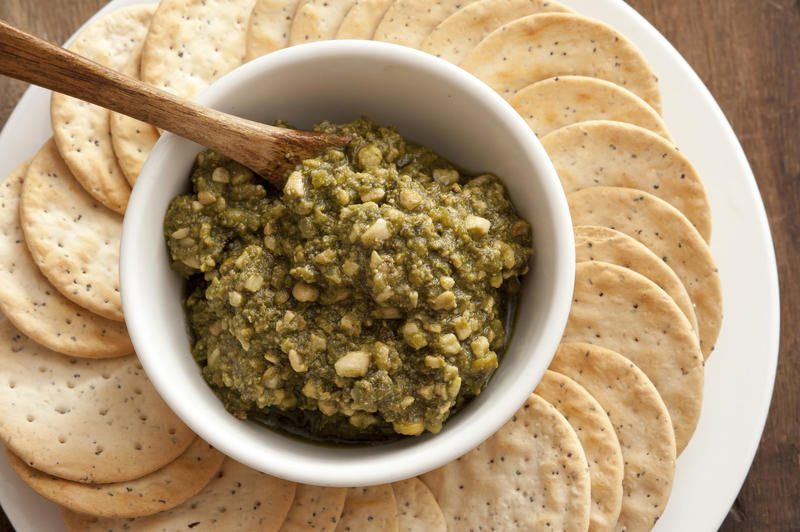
[0,19,344,187]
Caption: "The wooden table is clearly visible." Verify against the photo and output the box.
[0,0,797,530]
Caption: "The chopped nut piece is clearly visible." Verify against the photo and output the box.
[439,333,461,354]
[288,349,307,373]
[357,144,382,168]
[228,291,243,307]
[440,276,455,290]
[399,188,422,210]
[393,421,425,436]
[244,275,264,292]
[313,249,337,264]
[208,321,223,336]
[431,291,456,310]
[335,350,370,378]
[425,356,444,368]
[465,215,491,237]
[360,218,391,246]
[170,228,189,239]
[433,168,459,185]
[197,190,216,205]
[292,282,319,302]
[360,188,385,203]
[284,171,305,197]
[342,260,360,276]
[211,167,230,183]
[471,336,490,357]
[373,307,402,319]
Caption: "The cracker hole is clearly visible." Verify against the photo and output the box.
[8,381,15,389]
[168,427,176,435]
[67,381,76,389]
[94,445,104,455]
[38,366,47,373]
[139,414,148,421]
[55,406,69,414]
[134,442,143,451]
[101,372,111,379]
[58,436,66,444]
[99,408,109,416]
[134,388,142,395]
[26,414,34,423]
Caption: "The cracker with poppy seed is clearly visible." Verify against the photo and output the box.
[573,225,698,335]
[335,0,394,39]
[549,342,676,532]
[392,477,446,532]
[374,0,480,49]
[567,186,722,358]
[0,160,132,358]
[109,114,160,187]
[461,13,662,112]
[61,458,296,531]
[421,393,591,531]
[289,0,358,45]
[543,120,711,241]
[563,261,704,454]
[141,0,256,101]
[279,484,346,532]
[20,139,124,322]
[6,437,224,518]
[246,0,303,60]
[335,485,399,531]
[509,75,672,140]
[420,0,572,65]
[0,319,194,484]
[534,370,624,532]
[50,4,156,214]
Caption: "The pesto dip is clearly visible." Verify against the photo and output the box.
[164,118,533,441]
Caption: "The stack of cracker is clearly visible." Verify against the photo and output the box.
[0,0,723,530]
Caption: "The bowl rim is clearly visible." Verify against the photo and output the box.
[121,39,575,486]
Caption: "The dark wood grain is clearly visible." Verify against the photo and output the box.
[0,0,797,530]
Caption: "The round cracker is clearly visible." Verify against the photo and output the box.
[141,0,255,100]
[279,484,346,532]
[421,393,591,531]
[62,458,296,531]
[392,477,446,532]
[567,186,722,358]
[550,342,676,532]
[0,160,132,358]
[20,139,123,322]
[543,120,711,241]
[6,437,224,519]
[462,13,662,112]
[374,0,480,49]
[509,75,672,140]
[50,5,156,214]
[420,0,572,65]
[246,0,303,60]
[564,261,704,454]
[0,319,194,484]
[110,114,160,187]
[336,485,399,531]
[534,370,624,532]
[335,0,394,39]
[574,225,699,335]
[289,0,358,45]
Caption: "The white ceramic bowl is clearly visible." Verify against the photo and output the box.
[120,40,574,487]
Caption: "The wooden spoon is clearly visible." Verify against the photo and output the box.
[0,19,349,189]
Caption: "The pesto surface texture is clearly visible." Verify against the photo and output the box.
[164,118,533,441]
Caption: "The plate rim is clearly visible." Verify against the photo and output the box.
[0,0,781,530]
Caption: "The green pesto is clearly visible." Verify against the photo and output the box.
[164,118,533,440]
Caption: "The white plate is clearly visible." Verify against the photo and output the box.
[0,0,780,530]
